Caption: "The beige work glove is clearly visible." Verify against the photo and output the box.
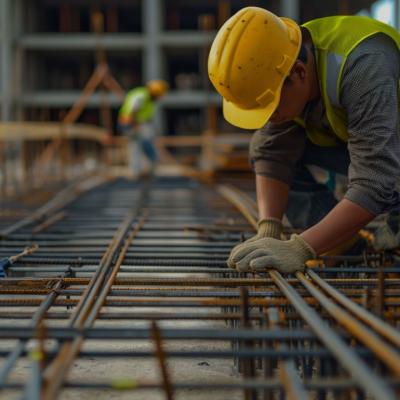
[228,234,316,274]
[227,218,282,269]
[373,215,400,250]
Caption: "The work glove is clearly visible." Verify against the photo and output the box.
[228,234,316,274]
[227,218,282,269]
[373,214,400,250]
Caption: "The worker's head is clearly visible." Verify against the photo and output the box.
[208,7,311,129]
[146,79,169,100]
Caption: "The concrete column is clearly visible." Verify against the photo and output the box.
[142,0,165,133]
[1,0,12,120]
[13,0,24,120]
[280,0,300,21]
[142,0,162,81]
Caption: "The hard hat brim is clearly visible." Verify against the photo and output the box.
[223,97,280,130]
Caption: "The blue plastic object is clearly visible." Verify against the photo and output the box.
[0,258,11,278]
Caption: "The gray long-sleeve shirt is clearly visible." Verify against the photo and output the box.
[250,33,400,216]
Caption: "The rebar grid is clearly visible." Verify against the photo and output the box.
[0,177,399,399]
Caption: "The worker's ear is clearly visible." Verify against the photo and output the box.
[286,61,307,84]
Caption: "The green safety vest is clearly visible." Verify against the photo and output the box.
[296,16,400,147]
[118,87,155,123]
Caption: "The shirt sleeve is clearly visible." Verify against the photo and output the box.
[340,34,400,215]
[249,121,306,184]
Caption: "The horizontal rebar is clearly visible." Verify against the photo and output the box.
[1,176,399,399]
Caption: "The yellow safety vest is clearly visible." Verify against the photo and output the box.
[118,87,155,124]
[296,16,400,146]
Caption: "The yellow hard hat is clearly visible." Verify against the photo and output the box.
[146,79,169,98]
[208,7,301,129]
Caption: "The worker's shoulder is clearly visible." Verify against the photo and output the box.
[353,32,399,57]
[126,87,149,98]
[340,33,400,102]
[343,33,400,76]
[303,15,382,29]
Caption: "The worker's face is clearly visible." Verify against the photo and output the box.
[269,62,310,124]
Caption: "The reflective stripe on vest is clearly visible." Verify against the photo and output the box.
[326,52,342,108]
[296,16,400,147]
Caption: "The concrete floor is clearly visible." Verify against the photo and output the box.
[0,301,245,399]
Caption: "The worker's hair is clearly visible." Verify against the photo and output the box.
[284,33,313,84]
[297,28,314,64]
[297,43,308,63]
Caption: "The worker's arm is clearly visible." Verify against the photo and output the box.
[250,120,305,225]
[256,175,374,254]
[300,199,374,254]
[228,119,305,269]
[256,173,375,254]
[250,121,305,187]
[246,121,304,241]
[230,162,374,272]
[256,174,289,220]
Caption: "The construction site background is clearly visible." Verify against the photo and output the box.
[1,0,398,197]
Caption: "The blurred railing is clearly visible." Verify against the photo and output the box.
[156,133,252,177]
[0,121,253,198]
[0,122,115,198]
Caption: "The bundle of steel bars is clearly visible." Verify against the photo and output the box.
[0,176,399,400]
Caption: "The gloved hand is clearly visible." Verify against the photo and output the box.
[373,214,400,250]
[227,218,282,269]
[228,234,316,274]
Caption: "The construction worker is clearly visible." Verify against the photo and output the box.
[118,79,169,177]
[208,7,400,274]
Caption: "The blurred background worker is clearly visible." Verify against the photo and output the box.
[118,79,169,178]
[208,7,400,274]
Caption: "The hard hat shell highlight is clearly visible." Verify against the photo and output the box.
[146,79,169,99]
[208,7,301,129]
